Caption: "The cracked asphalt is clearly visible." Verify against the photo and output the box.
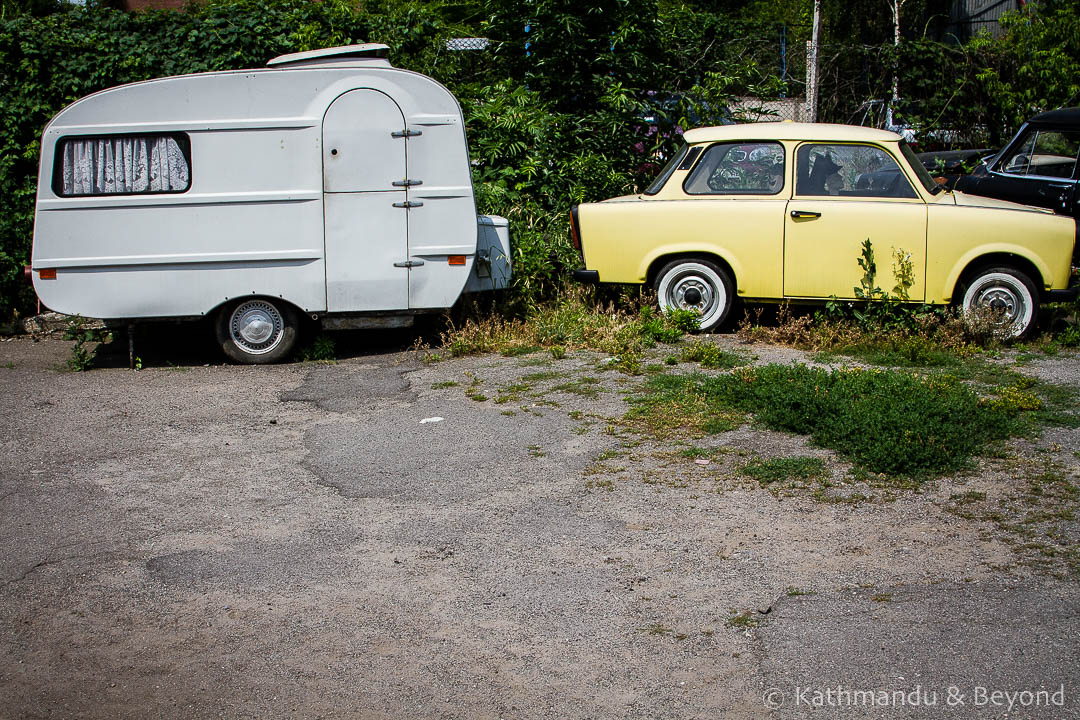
[0,329,1077,719]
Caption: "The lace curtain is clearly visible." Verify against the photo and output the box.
[61,136,190,196]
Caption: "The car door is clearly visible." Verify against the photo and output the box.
[784,143,928,301]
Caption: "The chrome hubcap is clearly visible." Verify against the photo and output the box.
[671,276,716,315]
[230,301,284,355]
[977,286,1020,323]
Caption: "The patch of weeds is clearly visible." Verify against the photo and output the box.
[743,456,828,487]
[501,344,541,357]
[585,477,615,491]
[527,444,547,458]
[638,622,673,636]
[1028,382,1080,428]
[664,355,679,365]
[500,410,516,416]
[595,449,623,462]
[431,380,459,389]
[298,333,336,363]
[811,488,872,505]
[567,410,584,420]
[725,611,760,629]
[643,363,665,375]
[679,446,715,459]
[2,361,14,369]
[679,341,745,369]
[550,345,566,360]
[522,370,565,383]
[703,364,1021,477]
[494,381,532,404]
[786,586,814,597]
[551,377,603,399]
[571,425,590,435]
[870,593,893,603]
[624,373,743,439]
[831,334,961,368]
[467,392,488,402]
[942,460,1079,577]
[63,316,112,371]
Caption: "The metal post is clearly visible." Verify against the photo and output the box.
[806,0,821,123]
[128,323,135,370]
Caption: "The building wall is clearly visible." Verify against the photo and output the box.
[949,0,1026,39]
[122,0,193,9]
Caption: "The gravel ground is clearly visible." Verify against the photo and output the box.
[0,329,1077,719]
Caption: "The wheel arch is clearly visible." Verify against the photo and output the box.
[949,252,1045,304]
[208,293,308,321]
[645,251,738,290]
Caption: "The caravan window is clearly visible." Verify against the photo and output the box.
[53,134,191,197]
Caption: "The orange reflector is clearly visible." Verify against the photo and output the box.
[38,268,57,280]
[448,255,466,266]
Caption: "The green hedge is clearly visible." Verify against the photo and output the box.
[0,0,794,320]
[2,0,1075,321]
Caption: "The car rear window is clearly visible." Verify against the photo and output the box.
[644,144,689,195]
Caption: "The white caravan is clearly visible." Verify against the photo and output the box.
[30,44,510,363]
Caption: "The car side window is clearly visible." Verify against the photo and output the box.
[683,142,785,195]
[795,143,917,199]
[999,130,1080,179]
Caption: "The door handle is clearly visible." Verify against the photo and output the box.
[393,260,425,268]
[790,210,821,219]
[392,201,424,209]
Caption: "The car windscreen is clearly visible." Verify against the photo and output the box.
[899,141,942,194]
[644,144,689,195]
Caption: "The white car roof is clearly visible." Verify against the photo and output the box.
[683,122,903,145]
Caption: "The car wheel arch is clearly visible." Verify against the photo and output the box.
[645,251,738,291]
[952,252,1045,302]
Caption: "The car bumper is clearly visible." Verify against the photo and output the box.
[1044,287,1079,303]
[573,269,599,284]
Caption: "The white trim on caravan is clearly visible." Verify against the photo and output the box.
[31,44,510,363]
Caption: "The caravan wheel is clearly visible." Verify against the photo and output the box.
[216,298,299,364]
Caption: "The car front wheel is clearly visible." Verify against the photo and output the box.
[215,297,299,364]
[960,267,1039,340]
[654,259,734,332]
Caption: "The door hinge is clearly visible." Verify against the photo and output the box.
[394,260,426,268]
[392,200,424,209]
[392,179,423,187]
[391,129,423,138]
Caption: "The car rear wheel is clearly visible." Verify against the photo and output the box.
[959,267,1039,340]
[215,297,299,364]
[654,259,734,332]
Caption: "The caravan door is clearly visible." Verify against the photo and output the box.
[322,89,409,312]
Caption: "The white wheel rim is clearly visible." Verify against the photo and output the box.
[963,273,1033,339]
[229,300,285,355]
[659,263,727,328]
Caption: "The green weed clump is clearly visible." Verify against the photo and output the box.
[298,333,336,363]
[631,364,1025,476]
[743,456,828,486]
[440,289,695,372]
[63,316,112,371]
[712,364,1018,476]
[679,340,745,369]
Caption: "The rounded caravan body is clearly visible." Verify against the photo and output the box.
[31,44,510,362]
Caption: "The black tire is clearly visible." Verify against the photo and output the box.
[653,258,735,332]
[958,266,1039,340]
[215,297,299,364]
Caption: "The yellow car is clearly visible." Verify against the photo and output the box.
[570,122,1078,337]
